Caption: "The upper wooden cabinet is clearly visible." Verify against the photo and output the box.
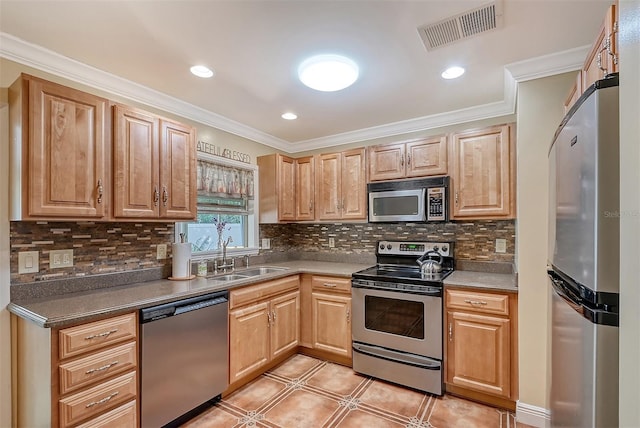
[113,105,197,220]
[295,156,315,221]
[9,74,109,220]
[368,136,447,181]
[258,153,297,222]
[450,124,515,219]
[316,148,367,220]
[583,3,618,90]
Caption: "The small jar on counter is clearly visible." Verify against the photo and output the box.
[197,260,208,277]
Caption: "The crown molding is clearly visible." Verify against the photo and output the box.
[1,32,587,153]
[0,32,291,151]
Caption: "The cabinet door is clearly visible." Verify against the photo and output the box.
[159,119,196,219]
[582,4,617,89]
[451,124,513,218]
[316,153,342,220]
[277,155,296,221]
[113,105,159,218]
[446,311,510,398]
[295,156,315,221]
[229,301,270,383]
[312,292,352,358]
[406,136,447,177]
[27,78,108,218]
[368,143,406,181]
[270,291,300,359]
[340,148,367,219]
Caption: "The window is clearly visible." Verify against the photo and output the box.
[176,153,258,259]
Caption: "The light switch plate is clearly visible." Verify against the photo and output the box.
[495,239,507,253]
[157,244,167,259]
[328,238,335,248]
[18,251,39,274]
[261,238,271,249]
[50,249,73,268]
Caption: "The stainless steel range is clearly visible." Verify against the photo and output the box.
[351,240,454,395]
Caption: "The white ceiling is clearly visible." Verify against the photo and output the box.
[0,1,611,152]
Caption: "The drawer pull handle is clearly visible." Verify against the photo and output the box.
[323,283,337,288]
[85,361,119,375]
[346,309,351,322]
[464,299,488,306]
[448,322,453,341]
[85,391,119,408]
[84,329,118,340]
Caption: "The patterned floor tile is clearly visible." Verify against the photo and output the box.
[426,394,505,428]
[357,379,431,419]
[225,376,288,411]
[262,388,341,427]
[305,362,368,396]
[269,354,322,379]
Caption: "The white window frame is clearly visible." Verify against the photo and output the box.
[175,152,259,261]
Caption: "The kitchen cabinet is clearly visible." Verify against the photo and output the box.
[9,74,109,220]
[316,148,367,220]
[257,153,297,222]
[113,105,197,220]
[368,136,448,181]
[582,3,618,90]
[445,288,518,407]
[228,276,300,387]
[295,156,315,220]
[450,124,516,219]
[309,275,352,363]
[13,312,139,427]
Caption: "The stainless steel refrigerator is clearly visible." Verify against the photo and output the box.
[548,73,619,428]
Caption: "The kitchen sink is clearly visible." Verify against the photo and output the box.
[238,267,290,276]
[210,274,251,281]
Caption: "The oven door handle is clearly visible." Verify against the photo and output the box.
[351,280,442,296]
[352,342,441,370]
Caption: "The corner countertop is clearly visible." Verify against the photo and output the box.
[7,261,370,329]
[444,270,518,292]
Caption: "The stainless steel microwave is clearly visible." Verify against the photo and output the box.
[368,177,449,222]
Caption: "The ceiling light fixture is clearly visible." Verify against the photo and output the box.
[190,65,214,78]
[282,112,298,120]
[441,66,465,80]
[298,54,359,92]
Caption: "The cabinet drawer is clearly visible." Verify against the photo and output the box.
[59,313,137,359]
[446,289,509,316]
[59,341,137,395]
[230,275,299,309]
[311,275,351,293]
[59,370,137,427]
[75,399,137,428]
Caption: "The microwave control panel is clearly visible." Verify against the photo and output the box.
[427,187,446,221]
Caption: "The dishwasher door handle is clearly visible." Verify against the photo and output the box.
[141,291,229,323]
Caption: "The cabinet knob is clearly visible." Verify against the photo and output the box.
[154,187,160,206]
[162,186,168,206]
[346,308,351,322]
[407,154,411,166]
[455,191,459,205]
[448,322,453,341]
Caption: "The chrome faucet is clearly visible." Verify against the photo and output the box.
[215,237,234,273]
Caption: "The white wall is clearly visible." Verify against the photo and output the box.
[1,96,12,427]
[618,0,640,425]
[515,72,576,425]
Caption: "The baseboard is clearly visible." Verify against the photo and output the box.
[516,401,551,428]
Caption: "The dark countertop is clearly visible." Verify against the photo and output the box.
[7,261,370,329]
[444,270,518,292]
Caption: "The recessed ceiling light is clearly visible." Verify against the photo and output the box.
[282,112,298,120]
[298,54,359,92]
[190,65,214,78]
[441,66,465,80]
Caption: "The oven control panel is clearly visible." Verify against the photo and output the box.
[376,241,452,257]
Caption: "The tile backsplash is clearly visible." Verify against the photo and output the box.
[260,220,516,263]
[10,221,175,285]
[9,219,515,287]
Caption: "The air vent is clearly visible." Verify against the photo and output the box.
[418,1,503,51]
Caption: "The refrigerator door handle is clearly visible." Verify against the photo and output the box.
[549,273,583,314]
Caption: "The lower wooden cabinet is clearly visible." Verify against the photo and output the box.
[228,277,300,386]
[311,292,352,359]
[13,312,139,428]
[445,288,518,407]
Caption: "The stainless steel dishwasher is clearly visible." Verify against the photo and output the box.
[140,290,228,427]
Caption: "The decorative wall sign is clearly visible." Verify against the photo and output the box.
[197,140,251,164]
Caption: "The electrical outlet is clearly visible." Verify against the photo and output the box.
[261,238,271,249]
[18,251,39,274]
[495,239,507,253]
[328,237,335,248]
[157,244,167,260]
[49,249,73,268]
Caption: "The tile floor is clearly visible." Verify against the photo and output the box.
[183,354,533,428]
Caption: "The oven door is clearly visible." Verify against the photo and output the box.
[351,286,442,359]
